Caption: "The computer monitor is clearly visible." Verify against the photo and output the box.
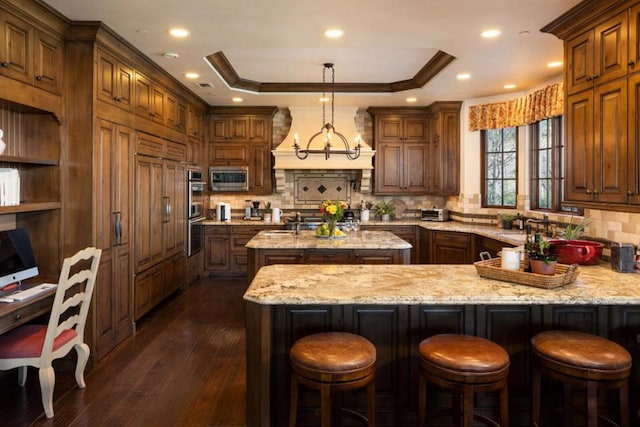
[0,228,39,288]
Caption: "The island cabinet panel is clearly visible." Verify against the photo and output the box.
[304,249,352,264]
[541,305,607,336]
[610,306,640,412]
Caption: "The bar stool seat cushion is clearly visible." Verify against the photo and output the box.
[291,332,376,381]
[419,334,509,384]
[532,330,631,379]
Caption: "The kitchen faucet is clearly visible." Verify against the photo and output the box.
[526,215,551,237]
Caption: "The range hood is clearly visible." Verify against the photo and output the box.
[272,106,375,193]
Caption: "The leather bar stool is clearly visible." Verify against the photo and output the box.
[289,332,376,427]
[418,334,510,427]
[531,330,632,427]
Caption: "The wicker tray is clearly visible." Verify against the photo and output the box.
[474,258,579,289]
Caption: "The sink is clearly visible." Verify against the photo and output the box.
[262,230,296,236]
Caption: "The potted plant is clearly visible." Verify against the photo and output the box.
[500,213,517,230]
[263,201,272,223]
[527,238,558,275]
[551,219,604,265]
[375,200,395,221]
[358,200,373,221]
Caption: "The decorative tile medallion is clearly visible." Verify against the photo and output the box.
[294,172,351,205]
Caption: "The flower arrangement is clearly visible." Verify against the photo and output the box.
[319,200,348,238]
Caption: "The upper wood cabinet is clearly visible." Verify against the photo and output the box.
[565,11,628,95]
[135,71,166,125]
[208,107,277,194]
[368,106,460,196]
[428,102,461,196]
[543,1,640,210]
[368,109,430,195]
[165,90,187,131]
[96,48,133,111]
[0,9,63,94]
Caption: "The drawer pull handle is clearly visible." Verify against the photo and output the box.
[15,314,21,320]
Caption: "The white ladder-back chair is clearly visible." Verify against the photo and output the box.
[0,247,102,418]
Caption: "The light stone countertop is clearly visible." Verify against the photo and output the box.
[245,230,412,250]
[243,263,640,306]
[202,219,529,246]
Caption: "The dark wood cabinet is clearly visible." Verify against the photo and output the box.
[565,79,627,204]
[430,230,473,264]
[428,102,461,195]
[93,119,133,359]
[33,28,63,94]
[544,2,640,211]
[204,228,230,272]
[368,110,429,195]
[96,48,133,111]
[361,224,418,263]
[0,11,33,85]
[208,107,277,194]
[565,11,628,96]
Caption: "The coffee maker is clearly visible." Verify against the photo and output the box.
[251,201,261,219]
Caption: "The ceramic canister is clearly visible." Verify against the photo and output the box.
[501,247,521,271]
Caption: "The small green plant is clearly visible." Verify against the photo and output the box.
[263,201,272,213]
[375,200,395,216]
[527,238,558,264]
[358,200,374,210]
[561,218,589,240]
[500,213,517,221]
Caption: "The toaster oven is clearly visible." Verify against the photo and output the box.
[421,208,449,222]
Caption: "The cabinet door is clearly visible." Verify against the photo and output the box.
[629,4,640,74]
[431,230,472,264]
[628,72,640,205]
[135,156,164,271]
[204,234,230,271]
[0,13,32,84]
[353,249,399,264]
[209,117,228,142]
[249,143,271,194]
[33,30,62,94]
[377,117,404,143]
[593,11,628,87]
[439,111,460,195]
[375,142,403,193]
[403,117,428,142]
[565,90,594,202]
[305,249,352,264]
[134,72,153,119]
[249,117,269,142]
[134,264,163,320]
[209,142,249,164]
[404,143,428,193]
[151,84,165,124]
[593,79,627,203]
[162,160,186,256]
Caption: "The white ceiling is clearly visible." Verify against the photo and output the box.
[43,0,581,108]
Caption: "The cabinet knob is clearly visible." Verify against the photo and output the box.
[592,73,599,80]
[586,189,592,194]
[629,60,636,67]
[585,75,592,81]
[592,189,600,195]
[14,313,21,320]
[35,75,43,81]
[1,62,9,68]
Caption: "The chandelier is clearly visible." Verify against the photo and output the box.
[293,63,362,160]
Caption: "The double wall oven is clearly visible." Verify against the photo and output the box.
[187,169,205,257]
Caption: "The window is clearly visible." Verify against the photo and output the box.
[530,117,579,213]
[481,127,517,207]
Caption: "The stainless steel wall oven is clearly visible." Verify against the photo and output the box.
[187,169,205,257]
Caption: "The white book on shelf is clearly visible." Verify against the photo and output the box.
[0,168,20,206]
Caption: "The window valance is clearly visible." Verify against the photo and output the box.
[468,82,563,131]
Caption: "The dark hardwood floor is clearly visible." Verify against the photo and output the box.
[0,275,247,427]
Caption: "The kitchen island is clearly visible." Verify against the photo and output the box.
[245,230,412,282]
[244,263,640,426]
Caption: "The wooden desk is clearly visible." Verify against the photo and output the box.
[0,286,56,335]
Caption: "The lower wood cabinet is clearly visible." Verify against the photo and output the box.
[362,224,418,263]
[134,252,185,320]
[430,230,473,264]
[475,235,516,261]
[255,303,640,427]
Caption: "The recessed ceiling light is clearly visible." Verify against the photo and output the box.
[457,73,471,80]
[169,28,190,38]
[547,61,563,68]
[163,52,179,59]
[232,97,243,103]
[504,84,517,89]
[319,97,330,103]
[481,29,501,38]
[185,72,200,79]
[324,28,344,39]
[406,97,417,103]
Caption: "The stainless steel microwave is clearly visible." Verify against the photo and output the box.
[209,166,249,192]
[421,208,449,222]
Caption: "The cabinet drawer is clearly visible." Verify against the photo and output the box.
[305,250,352,264]
[432,230,470,247]
[165,140,186,161]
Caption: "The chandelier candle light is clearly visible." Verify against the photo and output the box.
[293,63,362,160]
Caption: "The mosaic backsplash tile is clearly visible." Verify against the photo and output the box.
[294,172,351,205]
